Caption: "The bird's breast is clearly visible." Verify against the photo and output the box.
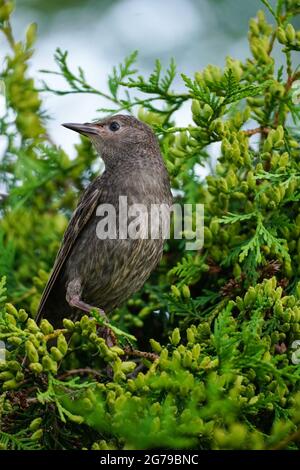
[64,166,172,310]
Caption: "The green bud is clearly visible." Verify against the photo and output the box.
[50,346,63,362]
[15,371,24,382]
[191,100,201,117]
[249,18,260,36]
[26,22,37,48]
[186,327,195,344]
[182,351,193,368]
[284,259,293,278]
[203,226,213,247]
[31,429,43,441]
[110,345,124,355]
[277,27,287,44]
[7,360,21,372]
[6,313,16,326]
[68,413,85,424]
[274,300,283,317]
[0,371,14,381]
[199,356,211,369]
[182,284,191,299]
[210,218,220,236]
[3,379,19,390]
[171,147,186,158]
[171,328,181,346]
[265,278,276,296]
[195,71,203,84]
[0,2,14,22]
[150,338,162,353]
[120,361,136,374]
[192,343,201,360]
[42,355,57,374]
[5,303,19,318]
[244,287,256,307]
[18,309,28,322]
[263,351,271,362]
[179,131,188,147]
[166,160,175,174]
[171,285,181,299]
[63,318,75,331]
[278,152,289,168]
[57,334,68,355]
[8,336,22,346]
[203,103,213,119]
[247,171,256,190]
[80,315,92,329]
[29,418,42,432]
[248,396,259,406]
[26,318,39,333]
[285,23,296,43]
[25,340,39,363]
[40,319,54,335]
[211,118,224,135]
[29,362,43,374]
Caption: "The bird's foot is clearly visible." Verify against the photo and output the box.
[67,295,116,347]
[68,295,106,318]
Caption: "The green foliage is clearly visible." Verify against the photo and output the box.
[1,0,300,450]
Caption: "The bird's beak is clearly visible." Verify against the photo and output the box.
[62,122,100,136]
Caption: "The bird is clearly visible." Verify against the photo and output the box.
[36,115,172,335]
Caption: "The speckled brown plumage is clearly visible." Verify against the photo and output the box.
[36,115,172,327]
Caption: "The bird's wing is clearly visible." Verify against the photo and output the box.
[36,179,102,321]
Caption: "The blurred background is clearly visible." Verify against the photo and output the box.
[1,0,279,154]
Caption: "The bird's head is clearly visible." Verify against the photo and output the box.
[62,114,159,168]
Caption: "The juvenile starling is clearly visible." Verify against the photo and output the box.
[36,115,172,329]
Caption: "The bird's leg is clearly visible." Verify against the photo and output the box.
[66,280,116,346]
[68,294,106,318]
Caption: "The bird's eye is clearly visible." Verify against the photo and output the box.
[109,121,120,132]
